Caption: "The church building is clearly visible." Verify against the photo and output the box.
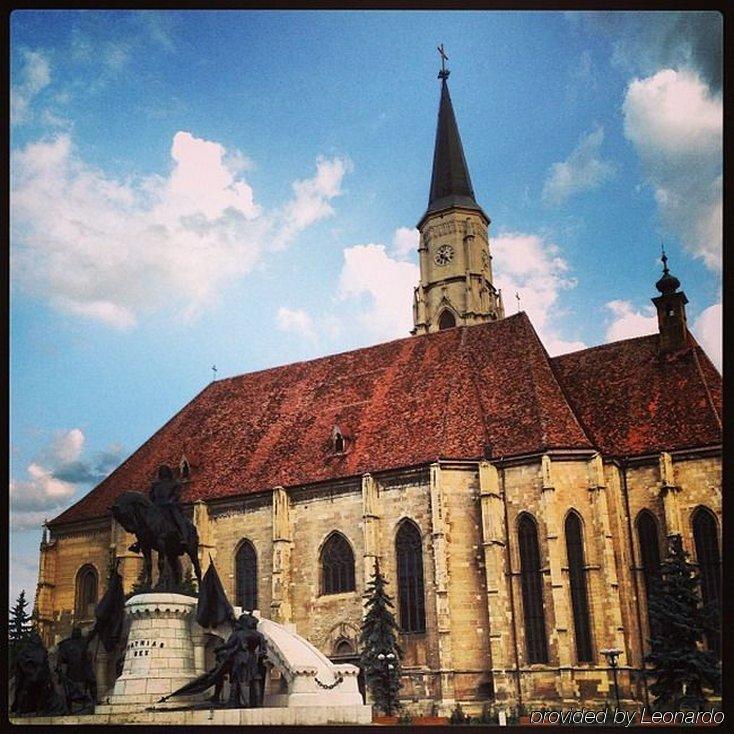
[35,60,722,714]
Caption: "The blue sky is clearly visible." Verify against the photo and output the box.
[9,10,722,604]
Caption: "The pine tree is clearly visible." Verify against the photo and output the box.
[359,560,403,715]
[177,567,198,597]
[127,564,151,599]
[645,534,720,711]
[9,590,33,667]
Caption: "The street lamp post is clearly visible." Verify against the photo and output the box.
[377,651,397,715]
[601,649,622,711]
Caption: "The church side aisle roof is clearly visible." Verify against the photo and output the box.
[49,313,590,526]
[551,333,722,457]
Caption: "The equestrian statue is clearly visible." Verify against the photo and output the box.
[111,464,202,592]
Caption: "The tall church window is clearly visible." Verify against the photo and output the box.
[692,506,720,654]
[438,310,456,330]
[518,513,548,663]
[636,510,661,635]
[565,511,593,662]
[396,520,426,633]
[75,564,98,619]
[321,532,355,595]
[235,540,258,611]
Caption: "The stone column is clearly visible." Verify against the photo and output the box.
[587,454,627,665]
[478,461,514,702]
[658,452,683,544]
[538,455,574,699]
[193,500,215,574]
[361,473,381,589]
[271,486,293,624]
[35,528,57,647]
[429,463,455,706]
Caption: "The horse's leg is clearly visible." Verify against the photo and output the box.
[144,549,153,589]
[171,551,182,587]
[157,548,167,590]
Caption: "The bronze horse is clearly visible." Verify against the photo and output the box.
[111,490,202,591]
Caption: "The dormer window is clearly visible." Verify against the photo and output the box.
[331,426,346,454]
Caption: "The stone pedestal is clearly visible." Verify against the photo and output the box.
[97,593,201,712]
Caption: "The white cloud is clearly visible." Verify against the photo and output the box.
[11,49,51,125]
[276,307,317,341]
[10,463,76,516]
[623,69,722,270]
[692,303,722,371]
[492,232,586,355]
[274,156,352,249]
[392,227,420,260]
[542,126,616,206]
[10,431,123,530]
[338,244,419,341]
[11,132,350,328]
[51,428,85,463]
[604,299,658,342]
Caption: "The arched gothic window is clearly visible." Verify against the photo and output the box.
[438,310,456,330]
[692,507,720,654]
[75,564,98,619]
[518,514,548,663]
[321,533,355,595]
[396,520,426,633]
[235,540,258,611]
[636,510,661,635]
[334,639,355,657]
[565,512,593,662]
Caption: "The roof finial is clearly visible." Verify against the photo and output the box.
[437,43,450,80]
[655,244,680,294]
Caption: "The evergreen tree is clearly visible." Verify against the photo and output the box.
[9,590,33,667]
[645,534,720,711]
[127,564,151,599]
[176,567,198,597]
[359,560,403,715]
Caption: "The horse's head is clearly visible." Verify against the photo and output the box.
[111,491,146,535]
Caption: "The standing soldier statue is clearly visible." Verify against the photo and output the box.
[56,626,98,713]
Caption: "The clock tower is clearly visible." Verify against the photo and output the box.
[412,53,504,335]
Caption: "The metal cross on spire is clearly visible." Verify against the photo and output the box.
[211,364,218,381]
[437,43,450,79]
[661,243,670,274]
[515,292,521,313]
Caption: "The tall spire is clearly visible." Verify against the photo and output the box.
[423,46,484,222]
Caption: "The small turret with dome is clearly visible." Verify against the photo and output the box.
[651,246,689,354]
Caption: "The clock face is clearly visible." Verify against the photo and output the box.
[434,244,454,266]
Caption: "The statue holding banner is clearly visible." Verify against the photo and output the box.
[159,612,266,708]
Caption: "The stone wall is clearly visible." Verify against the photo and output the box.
[37,451,720,715]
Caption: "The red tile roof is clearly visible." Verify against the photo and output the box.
[551,332,721,457]
[49,315,721,527]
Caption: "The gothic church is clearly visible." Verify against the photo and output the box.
[35,62,722,714]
